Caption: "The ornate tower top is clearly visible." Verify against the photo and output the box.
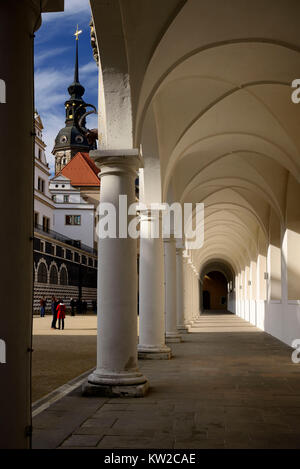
[53,26,96,174]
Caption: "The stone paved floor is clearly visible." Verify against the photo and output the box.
[33,313,300,449]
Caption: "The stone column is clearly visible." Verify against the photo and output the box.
[176,248,188,333]
[183,256,191,328]
[83,150,148,397]
[193,269,200,321]
[187,259,195,325]
[138,209,171,359]
[164,237,182,342]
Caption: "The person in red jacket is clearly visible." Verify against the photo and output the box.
[56,300,66,330]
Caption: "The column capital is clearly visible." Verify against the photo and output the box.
[90,149,143,176]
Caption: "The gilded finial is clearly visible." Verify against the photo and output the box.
[74,24,82,41]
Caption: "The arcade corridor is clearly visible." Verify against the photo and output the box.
[33,313,300,449]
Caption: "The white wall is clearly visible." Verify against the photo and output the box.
[53,207,95,248]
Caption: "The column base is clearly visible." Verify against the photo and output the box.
[82,370,149,398]
[166,333,182,343]
[138,345,172,360]
[82,380,149,398]
[177,325,189,334]
[185,321,194,327]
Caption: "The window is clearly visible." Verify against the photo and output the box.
[63,195,69,203]
[34,212,39,228]
[75,135,84,143]
[42,216,50,233]
[60,267,68,285]
[49,265,58,285]
[38,149,41,160]
[37,263,48,283]
[38,177,45,193]
[66,215,81,225]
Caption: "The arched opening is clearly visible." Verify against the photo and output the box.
[49,264,58,285]
[59,266,68,286]
[37,262,48,284]
[202,271,228,312]
[203,290,210,310]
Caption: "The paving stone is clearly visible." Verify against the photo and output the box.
[61,434,103,447]
[33,314,300,449]
[97,436,154,449]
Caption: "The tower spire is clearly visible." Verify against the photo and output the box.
[53,25,96,175]
[74,25,82,83]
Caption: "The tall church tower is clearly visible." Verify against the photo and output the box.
[53,26,96,175]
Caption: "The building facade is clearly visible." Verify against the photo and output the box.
[33,227,97,314]
[34,112,54,231]
[49,173,96,249]
[33,57,99,312]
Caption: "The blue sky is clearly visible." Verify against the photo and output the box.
[35,0,98,173]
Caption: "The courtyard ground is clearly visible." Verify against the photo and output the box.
[32,315,98,402]
[32,313,300,449]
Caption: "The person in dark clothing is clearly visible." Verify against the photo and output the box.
[40,297,46,317]
[82,300,88,314]
[70,298,75,316]
[51,296,59,329]
[76,298,81,315]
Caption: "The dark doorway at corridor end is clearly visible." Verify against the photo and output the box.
[202,271,227,311]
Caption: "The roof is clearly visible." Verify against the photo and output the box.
[59,152,100,187]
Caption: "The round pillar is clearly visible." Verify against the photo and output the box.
[164,237,182,342]
[138,210,171,359]
[83,150,148,397]
[176,248,188,333]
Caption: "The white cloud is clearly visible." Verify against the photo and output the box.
[35,46,70,67]
[35,66,72,112]
[80,60,98,77]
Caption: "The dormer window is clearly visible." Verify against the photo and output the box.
[75,135,84,144]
